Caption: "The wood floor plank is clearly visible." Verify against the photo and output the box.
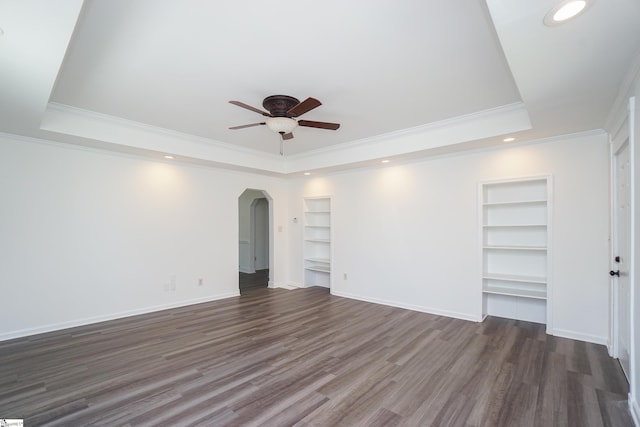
[0,287,633,426]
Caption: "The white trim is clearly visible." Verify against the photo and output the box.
[629,393,640,427]
[605,51,640,133]
[629,95,638,424]
[610,136,618,357]
[0,131,286,178]
[42,103,287,175]
[45,102,281,159]
[272,283,302,290]
[285,102,531,174]
[479,173,553,186]
[0,291,239,342]
[552,328,608,346]
[331,290,482,323]
[43,101,531,176]
[285,282,304,289]
[289,102,529,159]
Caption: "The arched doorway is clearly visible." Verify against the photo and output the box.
[238,189,272,293]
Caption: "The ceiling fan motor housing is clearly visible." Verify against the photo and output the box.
[263,95,300,117]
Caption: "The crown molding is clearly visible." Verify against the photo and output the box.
[40,102,534,176]
[604,49,640,133]
[42,102,287,174]
[285,102,531,173]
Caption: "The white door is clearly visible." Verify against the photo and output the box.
[613,139,631,379]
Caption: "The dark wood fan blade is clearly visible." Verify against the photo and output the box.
[298,120,340,130]
[287,97,322,117]
[229,101,271,117]
[229,122,265,130]
[281,132,294,140]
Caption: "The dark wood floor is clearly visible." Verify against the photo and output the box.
[239,269,269,294]
[0,287,633,426]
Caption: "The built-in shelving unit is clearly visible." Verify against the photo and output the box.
[480,177,552,328]
[303,197,331,288]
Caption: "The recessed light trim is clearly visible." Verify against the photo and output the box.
[544,0,591,26]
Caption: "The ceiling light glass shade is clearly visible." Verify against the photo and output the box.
[266,117,298,134]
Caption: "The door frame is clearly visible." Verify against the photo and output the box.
[238,188,274,285]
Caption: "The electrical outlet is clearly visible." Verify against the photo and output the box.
[198,278,203,286]
[343,273,348,280]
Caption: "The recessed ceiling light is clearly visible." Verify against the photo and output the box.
[303,172,311,176]
[381,160,390,164]
[544,0,590,26]
[503,137,516,142]
[164,155,174,159]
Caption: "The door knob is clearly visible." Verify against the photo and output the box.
[610,270,620,277]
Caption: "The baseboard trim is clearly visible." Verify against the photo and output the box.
[551,328,608,345]
[330,290,481,322]
[239,267,255,274]
[630,394,640,427]
[0,291,240,342]
[270,282,303,290]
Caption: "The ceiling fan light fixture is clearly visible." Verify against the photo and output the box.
[266,117,298,134]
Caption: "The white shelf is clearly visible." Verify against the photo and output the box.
[305,238,331,243]
[483,224,546,228]
[305,257,330,264]
[303,196,332,288]
[483,245,546,251]
[305,265,331,273]
[483,285,546,300]
[483,199,547,207]
[482,273,546,284]
[480,176,551,326]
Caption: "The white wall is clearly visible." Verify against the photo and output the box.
[0,134,288,340]
[289,132,611,343]
[0,129,614,353]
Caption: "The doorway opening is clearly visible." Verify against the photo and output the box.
[238,189,272,294]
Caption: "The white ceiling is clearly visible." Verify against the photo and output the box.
[1,0,639,175]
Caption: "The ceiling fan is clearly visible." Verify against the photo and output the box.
[228,95,340,146]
